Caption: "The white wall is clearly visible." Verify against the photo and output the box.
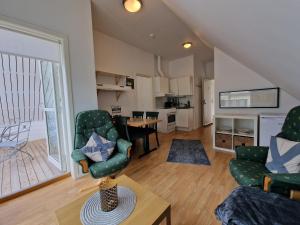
[194,53,207,127]
[93,31,155,116]
[169,55,194,77]
[0,0,98,114]
[215,48,300,114]
[205,61,214,78]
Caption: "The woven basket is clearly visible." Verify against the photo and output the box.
[99,178,118,212]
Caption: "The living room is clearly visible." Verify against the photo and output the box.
[1,1,300,225]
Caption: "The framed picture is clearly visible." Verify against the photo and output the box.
[219,87,280,108]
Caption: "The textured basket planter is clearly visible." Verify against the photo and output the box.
[99,178,118,212]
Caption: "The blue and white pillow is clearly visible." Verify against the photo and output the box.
[265,136,300,173]
[81,132,116,162]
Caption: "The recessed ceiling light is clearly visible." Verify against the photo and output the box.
[182,42,192,49]
[149,33,156,39]
[123,0,143,13]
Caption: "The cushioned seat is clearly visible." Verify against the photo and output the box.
[89,153,129,178]
[229,159,269,186]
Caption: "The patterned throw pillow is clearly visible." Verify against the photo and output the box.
[81,132,116,162]
[265,136,300,173]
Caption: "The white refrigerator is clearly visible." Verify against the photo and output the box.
[259,114,286,146]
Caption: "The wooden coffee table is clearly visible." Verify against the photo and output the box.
[55,175,171,225]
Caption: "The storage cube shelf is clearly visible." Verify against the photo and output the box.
[213,114,258,153]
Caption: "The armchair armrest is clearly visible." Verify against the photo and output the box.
[71,149,89,173]
[263,173,300,199]
[117,138,132,159]
[235,146,269,163]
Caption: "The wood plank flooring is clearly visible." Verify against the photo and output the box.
[0,127,237,225]
[0,139,64,198]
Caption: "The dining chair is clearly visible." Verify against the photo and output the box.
[145,112,160,147]
[132,111,144,119]
[0,121,33,162]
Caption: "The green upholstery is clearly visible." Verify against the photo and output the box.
[235,146,269,163]
[277,106,300,142]
[71,110,132,178]
[230,159,269,186]
[229,106,300,196]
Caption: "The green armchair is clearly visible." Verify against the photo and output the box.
[229,106,300,197]
[71,110,132,179]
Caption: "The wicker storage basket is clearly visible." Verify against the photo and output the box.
[99,178,118,212]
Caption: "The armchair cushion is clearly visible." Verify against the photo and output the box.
[266,136,300,173]
[80,132,116,162]
[230,159,270,186]
[235,146,269,163]
[89,153,129,178]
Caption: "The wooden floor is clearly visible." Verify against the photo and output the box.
[0,139,64,198]
[0,127,237,225]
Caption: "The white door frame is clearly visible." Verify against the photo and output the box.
[202,78,215,126]
[0,16,75,177]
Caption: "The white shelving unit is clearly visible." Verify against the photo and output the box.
[213,114,258,153]
[96,70,132,100]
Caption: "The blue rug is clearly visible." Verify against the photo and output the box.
[167,139,210,165]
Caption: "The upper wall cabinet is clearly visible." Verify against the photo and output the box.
[170,78,178,96]
[178,76,193,96]
[153,77,169,97]
[170,76,193,96]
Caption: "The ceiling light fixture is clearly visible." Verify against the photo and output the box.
[182,42,192,49]
[123,0,143,13]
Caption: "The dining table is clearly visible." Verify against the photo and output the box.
[127,117,162,158]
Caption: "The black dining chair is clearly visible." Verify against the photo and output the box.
[132,111,144,119]
[145,111,160,147]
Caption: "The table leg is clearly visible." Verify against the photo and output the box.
[166,206,171,225]
[138,134,158,158]
[153,205,171,225]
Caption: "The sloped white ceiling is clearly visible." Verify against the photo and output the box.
[92,0,213,60]
[162,0,300,100]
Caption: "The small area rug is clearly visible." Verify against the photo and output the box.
[167,139,210,165]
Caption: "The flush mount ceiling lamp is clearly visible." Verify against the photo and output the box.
[182,42,192,49]
[123,0,143,13]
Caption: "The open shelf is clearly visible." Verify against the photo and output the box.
[96,84,131,91]
[233,133,254,138]
[216,131,233,135]
[213,114,258,152]
[96,70,133,100]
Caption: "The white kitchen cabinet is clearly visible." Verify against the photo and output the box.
[153,77,169,97]
[169,76,193,96]
[136,76,154,111]
[176,108,194,131]
[169,78,178,95]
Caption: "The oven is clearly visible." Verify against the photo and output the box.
[167,112,176,132]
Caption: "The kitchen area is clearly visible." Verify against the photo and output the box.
[94,31,213,135]
[154,75,195,133]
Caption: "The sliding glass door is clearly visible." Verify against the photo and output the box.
[40,60,67,171]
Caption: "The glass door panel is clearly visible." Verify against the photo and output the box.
[40,60,66,171]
